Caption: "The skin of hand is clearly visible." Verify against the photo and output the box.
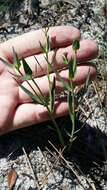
[0,26,98,135]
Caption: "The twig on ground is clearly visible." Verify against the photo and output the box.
[74,162,96,190]
[48,141,98,190]
[48,141,87,189]
[38,146,65,188]
[22,146,41,190]
[38,147,56,186]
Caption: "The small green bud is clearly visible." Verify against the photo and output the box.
[72,40,80,51]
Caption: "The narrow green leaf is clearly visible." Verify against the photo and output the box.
[64,129,71,138]
[47,62,52,72]
[73,53,77,75]
[48,62,71,91]
[69,59,74,79]
[20,74,33,81]
[0,57,13,68]
[68,92,75,123]
[47,35,51,52]
[39,41,47,54]
[40,35,50,54]
[72,136,77,141]
[12,48,21,70]
[43,28,50,52]
[20,84,45,105]
[50,76,56,113]
[45,47,48,54]
[34,56,44,74]
[63,55,69,65]
[44,27,49,34]
[68,92,73,117]
[69,136,77,142]
[22,58,32,76]
[44,56,51,70]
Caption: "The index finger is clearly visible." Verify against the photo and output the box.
[0,26,80,62]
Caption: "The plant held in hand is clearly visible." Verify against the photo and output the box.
[1,28,81,150]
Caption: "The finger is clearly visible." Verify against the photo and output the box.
[20,39,98,77]
[0,75,18,135]
[0,26,80,62]
[11,100,68,131]
[19,63,96,103]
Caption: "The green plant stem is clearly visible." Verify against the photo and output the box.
[68,50,77,151]
[70,83,75,139]
[68,83,76,151]
[40,28,65,147]
[47,106,65,147]
[44,29,52,103]
[46,57,52,99]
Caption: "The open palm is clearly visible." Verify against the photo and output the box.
[0,26,98,135]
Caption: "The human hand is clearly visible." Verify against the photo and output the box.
[0,26,98,135]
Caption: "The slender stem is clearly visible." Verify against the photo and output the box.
[45,30,52,100]
[70,83,75,139]
[68,50,77,150]
[46,106,65,147]
[35,28,65,147]
[68,83,75,151]
[32,78,45,98]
